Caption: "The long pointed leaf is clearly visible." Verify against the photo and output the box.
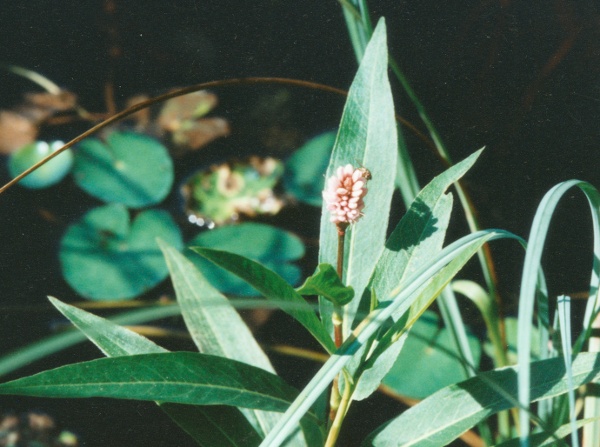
[160,241,313,445]
[0,352,301,412]
[318,18,398,336]
[49,297,260,447]
[191,247,335,354]
[259,229,520,446]
[363,353,600,447]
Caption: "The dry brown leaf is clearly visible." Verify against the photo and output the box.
[0,110,38,154]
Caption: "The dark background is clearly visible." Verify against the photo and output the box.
[1,1,600,445]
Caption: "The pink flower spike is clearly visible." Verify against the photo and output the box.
[322,164,370,225]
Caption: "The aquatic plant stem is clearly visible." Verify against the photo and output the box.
[330,223,348,425]
[325,370,354,447]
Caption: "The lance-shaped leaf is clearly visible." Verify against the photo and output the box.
[363,353,600,447]
[49,297,260,447]
[187,223,304,296]
[0,352,301,412]
[296,264,354,306]
[160,241,316,445]
[318,18,398,336]
[258,229,519,446]
[191,247,336,354]
[349,150,482,400]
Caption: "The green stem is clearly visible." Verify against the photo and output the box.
[325,371,354,447]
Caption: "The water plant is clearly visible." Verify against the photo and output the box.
[0,6,600,447]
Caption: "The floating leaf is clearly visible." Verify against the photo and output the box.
[73,131,173,208]
[59,204,183,300]
[296,263,354,306]
[8,141,73,188]
[187,223,304,296]
[284,131,336,206]
[381,311,481,400]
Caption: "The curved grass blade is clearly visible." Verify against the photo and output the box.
[0,352,303,413]
[517,180,600,444]
[318,18,398,336]
[259,229,521,446]
[557,295,578,447]
[0,303,180,378]
[160,241,315,445]
[363,353,600,447]
[49,297,260,447]
[191,247,335,354]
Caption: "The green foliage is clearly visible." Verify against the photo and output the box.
[363,353,600,447]
[296,263,354,306]
[48,297,264,447]
[6,10,600,447]
[192,247,336,354]
[182,158,284,225]
[8,141,73,188]
[187,223,304,296]
[283,131,336,206]
[0,352,302,411]
[318,19,398,339]
[59,203,183,300]
[73,131,173,208]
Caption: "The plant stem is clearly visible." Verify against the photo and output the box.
[325,371,354,447]
[334,224,347,348]
[330,223,348,425]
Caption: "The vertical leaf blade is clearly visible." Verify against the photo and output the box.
[318,18,398,336]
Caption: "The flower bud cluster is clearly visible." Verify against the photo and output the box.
[322,164,369,224]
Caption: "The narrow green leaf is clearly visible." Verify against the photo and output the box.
[0,352,299,412]
[49,297,260,447]
[296,264,354,306]
[161,242,315,445]
[0,303,180,378]
[493,417,600,447]
[259,229,520,446]
[318,18,398,336]
[187,223,304,296]
[191,247,336,354]
[372,149,482,307]
[517,180,600,441]
[363,353,600,447]
[348,150,483,400]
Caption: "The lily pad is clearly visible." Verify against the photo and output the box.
[60,203,183,300]
[8,140,73,189]
[284,131,336,206]
[73,131,174,208]
[382,311,481,399]
[187,223,304,296]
